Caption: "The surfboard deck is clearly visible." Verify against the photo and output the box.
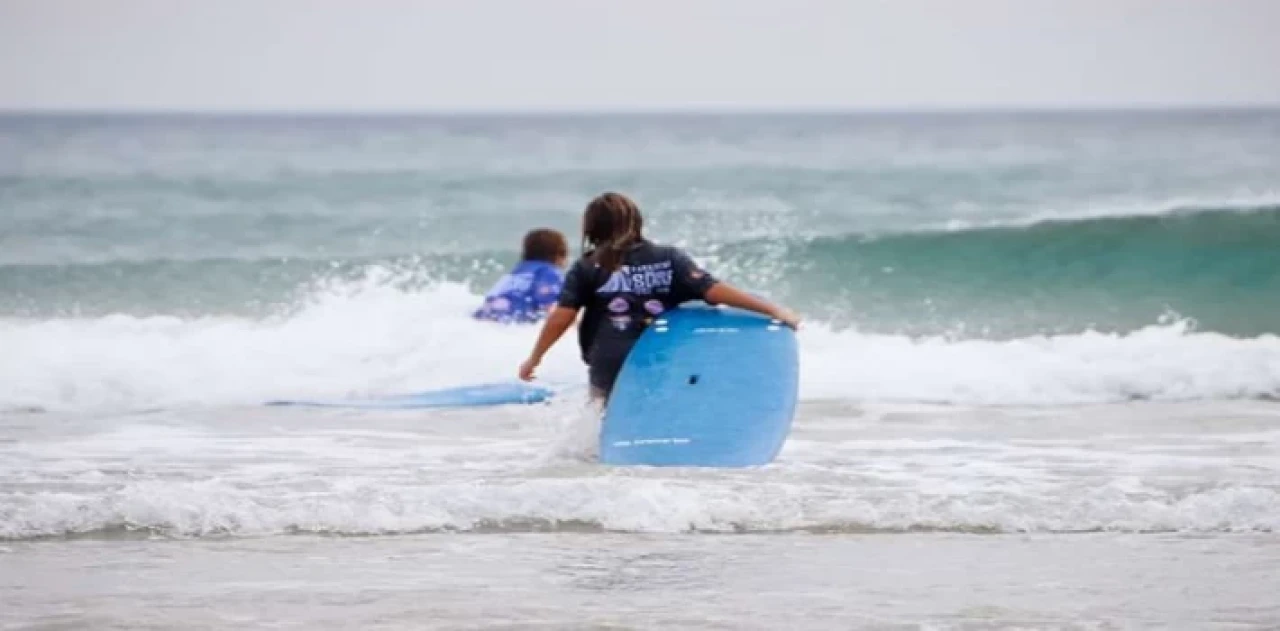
[598,303,799,467]
[265,382,554,409]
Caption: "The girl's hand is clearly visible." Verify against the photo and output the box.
[773,308,802,330]
[704,283,801,331]
[518,357,539,381]
[519,306,578,382]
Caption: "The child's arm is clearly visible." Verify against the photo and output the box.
[519,305,579,381]
[705,283,801,330]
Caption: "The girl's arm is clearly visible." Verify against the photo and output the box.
[704,283,801,329]
[519,305,579,380]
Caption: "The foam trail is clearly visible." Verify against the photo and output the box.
[4,476,1277,539]
[2,277,1279,411]
[0,280,584,412]
[930,193,1280,232]
[799,319,1280,405]
[542,397,606,463]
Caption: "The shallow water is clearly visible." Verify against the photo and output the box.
[3,399,1279,629]
[6,532,1280,630]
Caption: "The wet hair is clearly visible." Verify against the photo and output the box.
[582,192,644,271]
[521,228,569,263]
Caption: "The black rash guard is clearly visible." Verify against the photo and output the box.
[556,240,718,394]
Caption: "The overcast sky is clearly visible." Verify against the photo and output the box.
[2,0,1278,112]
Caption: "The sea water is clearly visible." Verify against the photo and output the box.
[2,111,1279,629]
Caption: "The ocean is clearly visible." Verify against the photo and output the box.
[2,110,1279,629]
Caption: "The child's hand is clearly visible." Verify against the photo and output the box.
[518,357,539,381]
[774,308,802,330]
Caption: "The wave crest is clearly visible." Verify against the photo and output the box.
[4,477,1276,540]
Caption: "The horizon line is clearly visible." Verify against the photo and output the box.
[2,103,1279,117]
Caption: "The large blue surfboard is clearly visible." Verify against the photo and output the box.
[599,303,799,467]
[265,382,554,410]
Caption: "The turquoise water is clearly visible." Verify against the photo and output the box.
[4,111,1279,335]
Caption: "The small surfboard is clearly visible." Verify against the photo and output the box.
[265,382,554,409]
[598,303,799,467]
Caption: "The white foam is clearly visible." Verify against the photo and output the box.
[1,275,1278,411]
[0,277,582,412]
[4,476,1276,539]
[921,191,1280,233]
[798,319,1280,405]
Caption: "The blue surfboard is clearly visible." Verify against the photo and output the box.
[598,303,799,467]
[265,382,554,409]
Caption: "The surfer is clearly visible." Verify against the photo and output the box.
[517,191,801,401]
[472,228,569,324]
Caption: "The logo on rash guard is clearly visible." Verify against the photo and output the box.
[608,297,629,313]
[597,261,674,295]
[644,300,665,315]
[487,273,534,296]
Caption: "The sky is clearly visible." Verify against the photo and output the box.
[1,0,1278,112]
